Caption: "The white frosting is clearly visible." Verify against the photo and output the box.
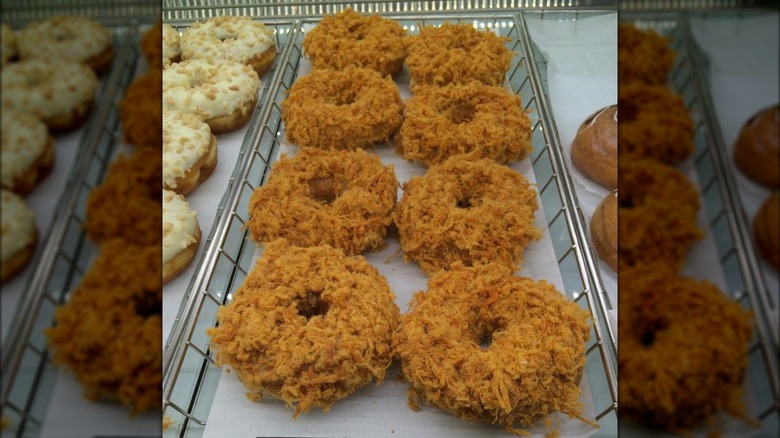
[162,23,181,67]
[162,189,199,263]
[1,24,16,66]
[163,58,260,120]
[163,109,212,189]
[1,189,36,262]
[17,16,111,63]
[1,59,98,120]
[181,16,274,65]
[1,111,50,189]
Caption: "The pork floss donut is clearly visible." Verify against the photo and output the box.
[181,16,276,76]
[619,266,753,430]
[618,23,676,85]
[119,68,162,148]
[303,9,406,77]
[394,158,540,274]
[140,20,164,69]
[163,109,217,195]
[247,148,397,255]
[1,190,38,283]
[571,105,618,190]
[163,189,200,283]
[405,23,512,88]
[591,190,618,272]
[1,59,98,132]
[1,24,16,66]
[754,192,779,271]
[734,104,779,189]
[18,16,113,75]
[397,83,532,166]
[393,262,592,435]
[1,110,54,195]
[282,66,403,150]
[207,239,400,416]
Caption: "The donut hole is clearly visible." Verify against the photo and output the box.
[618,196,635,209]
[639,318,669,348]
[457,198,473,209]
[456,190,481,210]
[331,90,359,106]
[443,100,477,125]
[474,321,505,351]
[347,24,369,41]
[134,294,161,319]
[619,99,638,123]
[308,176,340,204]
[297,289,329,320]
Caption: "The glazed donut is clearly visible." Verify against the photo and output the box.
[754,192,779,271]
[618,23,676,85]
[1,24,16,66]
[1,59,98,132]
[181,16,276,76]
[1,190,38,283]
[405,23,512,88]
[247,148,397,255]
[140,21,163,68]
[394,158,540,274]
[46,239,162,413]
[571,105,618,190]
[1,110,54,195]
[163,59,260,134]
[163,189,200,283]
[163,109,217,195]
[734,104,779,189]
[282,66,403,150]
[591,190,618,272]
[162,23,181,67]
[207,239,400,417]
[393,262,592,434]
[618,159,701,272]
[303,9,406,77]
[397,83,532,166]
[18,16,113,75]
[119,68,162,148]
[618,266,752,430]
[618,82,694,164]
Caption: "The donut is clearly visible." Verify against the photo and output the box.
[396,83,532,166]
[1,59,98,132]
[85,147,162,246]
[119,68,162,148]
[181,16,276,76]
[207,239,400,417]
[140,20,163,68]
[162,23,181,67]
[591,190,618,272]
[618,82,694,164]
[1,190,38,283]
[163,58,260,134]
[618,158,701,271]
[1,24,16,66]
[303,9,406,77]
[163,109,217,195]
[247,148,397,255]
[1,110,55,195]
[618,265,753,430]
[571,105,618,190]
[163,189,200,283]
[754,192,779,271]
[734,104,779,189]
[405,23,512,88]
[393,262,592,435]
[618,23,676,85]
[45,239,162,413]
[394,158,540,274]
[18,16,113,75]
[281,66,403,150]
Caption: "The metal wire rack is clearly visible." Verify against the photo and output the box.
[161,10,618,437]
[1,0,160,26]
[623,12,779,432]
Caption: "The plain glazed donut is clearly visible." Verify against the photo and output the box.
[405,23,512,88]
[591,190,618,272]
[754,192,779,271]
[618,265,753,431]
[571,105,618,190]
[247,148,397,255]
[1,110,54,195]
[181,16,276,76]
[394,157,540,274]
[282,66,403,150]
[163,58,260,134]
[618,23,676,85]
[734,104,779,189]
[396,83,532,166]
[163,109,217,195]
[1,190,38,283]
[303,9,406,77]
[1,59,98,132]
[393,262,592,435]
[162,189,200,283]
[207,239,400,417]
[162,23,181,67]
[18,16,113,75]
[1,24,16,66]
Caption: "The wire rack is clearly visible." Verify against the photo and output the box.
[1,0,160,26]
[161,10,618,437]
[623,11,779,432]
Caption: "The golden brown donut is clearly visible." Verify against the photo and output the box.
[734,104,779,189]
[591,190,618,272]
[571,105,617,190]
[754,192,779,271]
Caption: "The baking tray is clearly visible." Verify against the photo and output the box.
[161,11,618,437]
[620,11,779,435]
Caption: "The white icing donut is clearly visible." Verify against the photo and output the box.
[1,111,51,191]
[162,189,199,265]
[181,16,274,66]
[17,16,111,65]
[1,189,36,264]
[163,109,212,190]
[1,59,98,130]
[162,23,181,67]
[1,24,16,66]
